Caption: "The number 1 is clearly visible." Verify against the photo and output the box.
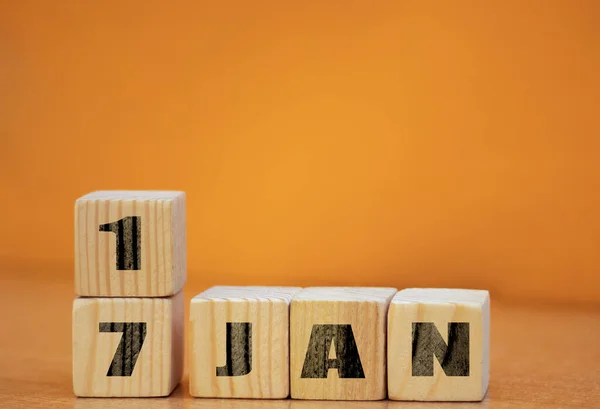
[99,216,141,270]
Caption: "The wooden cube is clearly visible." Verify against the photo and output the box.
[74,190,186,297]
[387,288,490,401]
[290,287,397,400]
[189,286,302,398]
[72,291,184,397]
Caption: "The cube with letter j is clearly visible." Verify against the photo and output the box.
[189,286,302,398]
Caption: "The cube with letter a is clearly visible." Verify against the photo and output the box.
[290,287,397,400]
[387,288,490,401]
[74,190,186,297]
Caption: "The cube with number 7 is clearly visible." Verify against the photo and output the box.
[72,292,184,397]
[74,190,187,297]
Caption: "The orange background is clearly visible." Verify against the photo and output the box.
[1,1,599,304]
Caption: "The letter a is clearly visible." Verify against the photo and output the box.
[301,324,365,378]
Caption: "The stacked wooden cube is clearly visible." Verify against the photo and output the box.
[72,190,490,401]
[72,191,186,397]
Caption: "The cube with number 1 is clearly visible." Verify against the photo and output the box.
[74,190,187,297]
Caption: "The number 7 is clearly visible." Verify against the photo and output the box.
[99,322,147,376]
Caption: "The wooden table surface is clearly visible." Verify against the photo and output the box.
[1,265,599,409]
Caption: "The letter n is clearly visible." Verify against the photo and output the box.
[412,322,470,376]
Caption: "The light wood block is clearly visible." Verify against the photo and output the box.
[74,190,186,297]
[189,286,302,398]
[290,287,397,400]
[72,291,184,397]
[387,288,490,401]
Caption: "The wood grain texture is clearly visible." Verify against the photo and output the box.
[0,267,599,407]
[74,190,187,297]
[387,288,490,401]
[189,286,302,398]
[290,287,397,400]
[72,291,184,397]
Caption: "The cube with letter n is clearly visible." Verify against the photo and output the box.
[387,288,490,401]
